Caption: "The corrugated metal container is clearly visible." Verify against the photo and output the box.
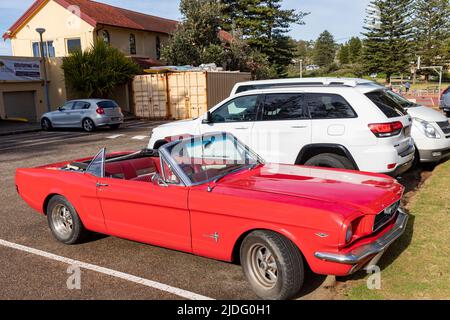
[132,71,251,120]
[132,74,168,119]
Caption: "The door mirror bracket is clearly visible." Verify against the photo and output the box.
[152,173,169,187]
[202,111,213,124]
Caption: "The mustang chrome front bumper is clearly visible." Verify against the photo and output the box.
[314,209,408,265]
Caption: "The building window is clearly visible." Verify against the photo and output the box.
[156,36,161,60]
[102,30,110,45]
[129,34,136,55]
[32,41,55,58]
[67,38,82,54]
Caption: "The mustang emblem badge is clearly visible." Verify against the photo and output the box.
[203,232,220,243]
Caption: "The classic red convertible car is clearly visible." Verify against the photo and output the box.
[16,133,408,300]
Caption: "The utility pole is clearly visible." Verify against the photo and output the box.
[36,28,51,112]
[299,59,303,78]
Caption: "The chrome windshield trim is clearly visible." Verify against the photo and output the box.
[314,208,408,265]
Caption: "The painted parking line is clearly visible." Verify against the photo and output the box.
[106,134,125,139]
[0,239,213,301]
[131,136,147,140]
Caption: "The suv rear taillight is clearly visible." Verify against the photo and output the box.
[368,121,403,138]
[96,107,105,115]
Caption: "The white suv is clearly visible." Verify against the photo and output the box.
[149,78,415,176]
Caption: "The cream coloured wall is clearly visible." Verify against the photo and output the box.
[10,0,95,57]
[95,25,169,59]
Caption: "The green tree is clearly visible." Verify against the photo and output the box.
[62,40,139,98]
[362,0,414,81]
[221,0,308,76]
[162,0,224,66]
[347,37,362,63]
[414,0,450,79]
[313,30,337,67]
[338,44,350,65]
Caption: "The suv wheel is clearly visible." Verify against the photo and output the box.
[304,153,355,170]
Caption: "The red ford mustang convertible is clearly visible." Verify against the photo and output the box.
[16,133,408,300]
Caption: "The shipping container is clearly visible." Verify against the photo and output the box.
[132,71,251,120]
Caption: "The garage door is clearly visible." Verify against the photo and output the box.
[3,91,37,122]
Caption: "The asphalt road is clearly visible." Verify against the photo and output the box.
[0,120,333,300]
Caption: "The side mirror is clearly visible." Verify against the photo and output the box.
[151,173,168,187]
[202,111,213,124]
[58,107,64,111]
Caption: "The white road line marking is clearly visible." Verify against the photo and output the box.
[131,135,147,140]
[107,134,124,139]
[0,239,213,300]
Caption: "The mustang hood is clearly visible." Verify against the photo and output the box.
[219,164,404,214]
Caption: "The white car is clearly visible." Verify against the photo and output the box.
[386,90,450,163]
[149,78,415,176]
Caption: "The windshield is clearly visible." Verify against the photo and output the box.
[384,90,417,108]
[161,133,262,185]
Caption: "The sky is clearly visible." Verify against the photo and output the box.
[0,0,371,55]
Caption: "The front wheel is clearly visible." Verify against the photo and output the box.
[41,118,52,131]
[46,195,89,244]
[240,230,304,300]
[82,118,95,132]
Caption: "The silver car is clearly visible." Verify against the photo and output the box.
[41,99,124,132]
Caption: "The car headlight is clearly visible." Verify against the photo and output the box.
[345,224,353,243]
[413,118,441,139]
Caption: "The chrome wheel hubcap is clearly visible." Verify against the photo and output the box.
[51,204,73,238]
[247,244,278,288]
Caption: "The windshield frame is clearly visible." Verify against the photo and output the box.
[158,133,264,187]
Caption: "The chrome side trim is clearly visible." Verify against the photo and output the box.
[314,209,408,265]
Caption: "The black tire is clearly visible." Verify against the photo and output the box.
[82,118,96,132]
[446,111,450,118]
[41,118,52,131]
[110,124,121,129]
[304,153,355,170]
[240,230,304,300]
[46,195,88,245]
[153,139,168,149]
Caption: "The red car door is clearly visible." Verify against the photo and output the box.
[96,178,191,252]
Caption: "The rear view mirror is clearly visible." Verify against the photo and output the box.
[202,111,213,124]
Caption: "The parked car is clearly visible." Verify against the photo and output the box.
[149,78,415,176]
[384,90,450,164]
[440,86,450,117]
[16,133,408,300]
[41,99,124,132]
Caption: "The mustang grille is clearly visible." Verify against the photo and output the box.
[373,200,400,232]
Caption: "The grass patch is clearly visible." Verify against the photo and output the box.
[343,160,450,300]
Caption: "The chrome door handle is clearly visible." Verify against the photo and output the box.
[291,125,307,129]
[234,127,249,130]
[96,182,109,188]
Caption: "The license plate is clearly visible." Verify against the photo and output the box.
[365,250,385,270]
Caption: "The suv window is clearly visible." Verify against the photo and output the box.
[365,91,407,118]
[211,95,258,123]
[262,94,307,121]
[305,93,356,119]
[73,101,90,110]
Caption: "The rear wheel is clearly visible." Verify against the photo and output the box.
[82,118,95,132]
[46,195,88,244]
[41,118,52,131]
[304,153,355,170]
[240,230,304,300]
